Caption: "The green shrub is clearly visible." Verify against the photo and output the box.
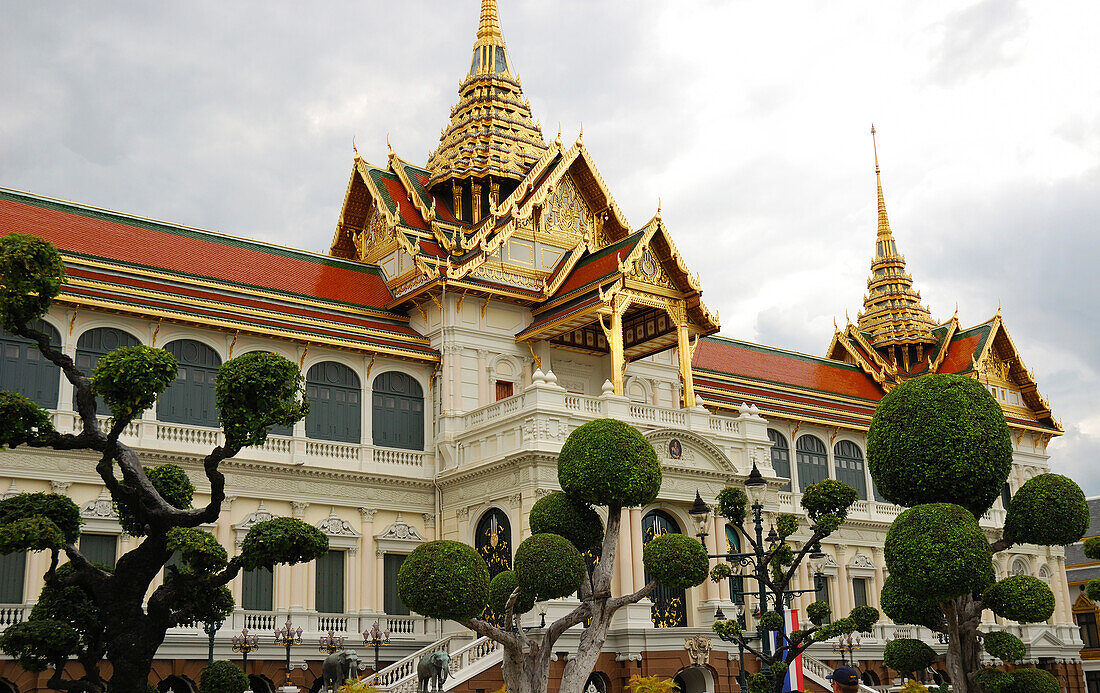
[216,352,308,448]
[0,619,80,672]
[91,345,177,423]
[1003,473,1089,546]
[983,631,1026,663]
[30,563,99,648]
[1087,579,1100,602]
[0,516,64,554]
[398,540,489,621]
[775,513,798,539]
[514,533,586,600]
[758,611,783,631]
[1085,536,1100,560]
[161,571,234,626]
[0,492,81,543]
[199,660,250,693]
[806,600,831,626]
[982,575,1056,623]
[0,233,64,331]
[800,479,858,520]
[557,419,661,507]
[885,503,993,600]
[883,638,936,676]
[715,487,747,526]
[849,605,880,632]
[117,464,195,536]
[0,391,54,448]
[488,570,535,615]
[712,619,742,639]
[166,528,228,574]
[866,374,1013,517]
[1004,667,1058,693]
[528,491,603,553]
[641,533,708,589]
[975,667,1013,692]
[239,517,328,571]
[880,575,944,630]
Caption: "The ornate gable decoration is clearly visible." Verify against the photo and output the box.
[544,175,593,242]
[317,509,360,538]
[849,552,876,569]
[81,489,117,519]
[628,246,675,290]
[375,513,426,555]
[234,501,274,532]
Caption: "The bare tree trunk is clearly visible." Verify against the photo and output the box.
[559,602,611,693]
[943,596,986,693]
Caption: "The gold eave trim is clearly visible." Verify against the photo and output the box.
[693,369,881,408]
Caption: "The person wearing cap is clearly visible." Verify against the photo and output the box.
[826,665,860,693]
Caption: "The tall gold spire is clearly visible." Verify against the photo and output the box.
[426,0,547,189]
[857,126,937,363]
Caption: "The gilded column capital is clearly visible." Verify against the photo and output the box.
[291,501,309,518]
[359,507,379,522]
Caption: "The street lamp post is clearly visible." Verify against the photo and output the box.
[274,619,304,688]
[362,621,390,674]
[693,462,828,689]
[203,620,223,665]
[319,630,345,655]
[232,627,260,675]
[715,605,761,693]
[832,632,861,667]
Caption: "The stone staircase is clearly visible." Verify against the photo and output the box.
[368,634,502,693]
[799,651,879,693]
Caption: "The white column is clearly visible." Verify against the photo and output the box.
[629,508,645,593]
[616,508,633,597]
[376,549,386,614]
[360,509,377,613]
[835,545,851,615]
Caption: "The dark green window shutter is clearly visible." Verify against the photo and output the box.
[0,551,26,603]
[833,441,867,500]
[371,372,424,451]
[853,577,869,608]
[306,362,361,444]
[158,340,221,427]
[767,429,791,492]
[80,534,117,570]
[0,320,62,408]
[243,566,274,611]
[74,327,141,413]
[315,550,344,614]
[383,554,409,615]
[724,525,745,604]
[795,435,829,490]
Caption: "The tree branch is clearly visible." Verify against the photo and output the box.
[608,580,656,611]
[14,321,102,438]
[545,601,592,647]
[459,617,524,651]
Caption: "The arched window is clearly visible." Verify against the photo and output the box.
[0,320,62,408]
[643,510,686,628]
[795,435,829,491]
[306,362,361,443]
[475,509,512,627]
[767,429,791,492]
[75,327,141,413]
[1011,558,1031,577]
[833,441,867,500]
[861,671,881,686]
[158,340,221,427]
[372,371,423,450]
[725,524,745,604]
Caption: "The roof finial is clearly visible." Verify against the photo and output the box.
[477,0,504,44]
[996,300,1002,317]
[556,123,562,146]
[656,198,662,221]
[871,123,880,175]
[578,122,584,142]
[352,136,360,159]
[953,302,959,320]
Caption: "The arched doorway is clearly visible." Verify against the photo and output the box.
[861,670,881,686]
[642,510,686,627]
[584,673,609,693]
[0,678,18,693]
[158,675,196,693]
[248,674,276,693]
[674,665,714,693]
[475,508,512,626]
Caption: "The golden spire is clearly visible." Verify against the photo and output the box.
[856,126,937,356]
[426,0,547,188]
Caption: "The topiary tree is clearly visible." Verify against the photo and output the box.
[398,419,709,693]
[884,638,937,679]
[199,661,250,693]
[710,475,880,693]
[867,373,1089,693]
[0,234,329,693]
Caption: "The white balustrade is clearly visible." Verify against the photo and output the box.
[305,440,359,461]
[372,448,425,467]
[156,422,221,447]
[0,605,28,631]
[261,434,293,454]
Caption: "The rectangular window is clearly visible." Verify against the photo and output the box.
[1001,483,1012,510]
[243,566,274,611]
[315,550,345,614]
[0,551,26,603]
[815,577,832,625]
[1078,611,1100,649]
[1087,670,1100,693]
[495,381,514,401]
[384,554,410,615]
[80,534,117,570]
[853,577,869,608]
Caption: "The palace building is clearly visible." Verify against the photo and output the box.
[0,1,1083,691]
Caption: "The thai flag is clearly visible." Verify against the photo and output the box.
[770,609,804,693]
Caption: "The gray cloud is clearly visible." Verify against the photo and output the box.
[927,0,1028,86]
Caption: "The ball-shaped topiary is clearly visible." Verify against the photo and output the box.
[0,619,80,672]
[0,517,64,555]
[867,374,1013,517]
[983,630,1026,663]
[880,575,944,631]
[166,527,229,574]
[199,660,250,693]
[1085,536,1100,561]
[1004,667,1058,693]
[91,345,177,424]
[0,492,81,544]
[975,668,1013,692]
[116,464,196,536]
[800,479,859,520]
[398,540,490,621]
[806,600,831,626]
[982,575,1056,623]
[715,487,747,526]
[557,419,661,508]
[216,352,308,448]
[883,638,936,676]
[0,391,53,449]
[514,533,586,600]
[885,503,994,600]
[849,605,880,633]
[0,233,65,332]
[1087,579,1100,602]
[1003,473,1089,546]
[641,533,709,589]
[488,570,536,615]
[758,611,784,631]
[528,491,603,554]
[239,517,329,571]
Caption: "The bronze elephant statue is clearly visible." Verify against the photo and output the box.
[322,649,359,693]
[417,650,450,693]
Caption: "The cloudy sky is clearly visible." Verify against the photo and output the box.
[3,1,1098,491]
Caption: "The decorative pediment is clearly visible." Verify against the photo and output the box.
[81,489,117,519]
[234,501,274,532]
[849,552,876,570]
[317,509,360,538]
[644,429,736,474]
[3,480,20,500]
[375,513,426,555]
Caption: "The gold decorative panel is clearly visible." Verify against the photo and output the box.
[545,175,592,240]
